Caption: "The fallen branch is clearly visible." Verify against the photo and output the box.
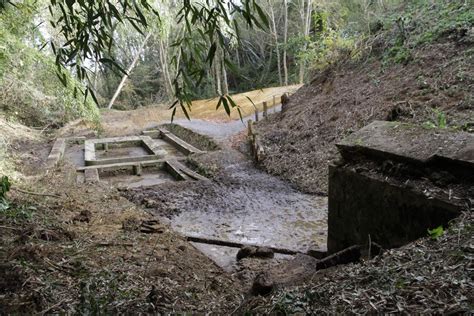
[12,187,61,198]
[96,242,134,247]
[185,235,301,255]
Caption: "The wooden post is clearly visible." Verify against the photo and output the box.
[133,164,142,176]
[263,101,268,119]
[248,120,254,136]
[254,107,259,122]
[281,93,290,114]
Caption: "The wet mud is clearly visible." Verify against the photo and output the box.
[123,148,328,269]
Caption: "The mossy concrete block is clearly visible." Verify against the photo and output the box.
[337,120,473,169]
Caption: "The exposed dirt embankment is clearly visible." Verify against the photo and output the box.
[256,39,473,195]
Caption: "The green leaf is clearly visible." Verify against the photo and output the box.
[206,42,217,66]
[221,97,230,115]
[428,226,444,240]
[254,2,269,28]
[1,176,11,198]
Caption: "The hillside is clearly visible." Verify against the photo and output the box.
[256,3,474,195]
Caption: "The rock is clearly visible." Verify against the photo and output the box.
[251,272,274,296]
[122,217,141,232]
[281,93,290,114]
[72,210,92,223]
[237,246,274,260]
[144,199,159,208]
[236,246,257,260]
[255,247,274,259]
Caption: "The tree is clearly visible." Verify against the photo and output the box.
[298,0,312,84]
[107,32,151,110]
[0,0,269,118]
[268,1,282,86]
[283,0,289,86]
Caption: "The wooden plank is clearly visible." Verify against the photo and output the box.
[84,141,96,163]
[165,160,208,181]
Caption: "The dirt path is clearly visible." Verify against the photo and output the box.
[171,103,282,141]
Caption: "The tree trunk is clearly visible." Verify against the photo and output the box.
[107,32,152,110]
[298,0,312,84]
[283,0,289,86]
[215,52,222,95]
[268,2,282,86]
[222,56,229,95]
[158,37,174,100]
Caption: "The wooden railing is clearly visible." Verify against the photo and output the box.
[247,92,293,162]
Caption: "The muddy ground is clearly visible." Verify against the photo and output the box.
[1,158,246,314]
[1,108,331,313]
[123,148,327,263]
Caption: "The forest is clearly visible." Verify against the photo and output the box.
[1,0,435,121]
[1,0,473,314]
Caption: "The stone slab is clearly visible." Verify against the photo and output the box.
[45,138,66,169]
[84,136,159,166]
[84,168,99,183]
[76,159,168,172]
[337,120,473,169]
[158,128,204,155]
[165,160,208,181]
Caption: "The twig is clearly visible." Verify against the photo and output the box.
[96,242,134,247]
[0,225,21,231]
[368,234,372,259]
[12,187,61,198]
[36,298,71,315]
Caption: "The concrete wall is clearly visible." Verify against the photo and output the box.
[327,165,462,253]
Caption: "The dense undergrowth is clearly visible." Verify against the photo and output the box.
[307,0,474,72]
[0,2,99,129]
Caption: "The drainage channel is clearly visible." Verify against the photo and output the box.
[52,122,328,272]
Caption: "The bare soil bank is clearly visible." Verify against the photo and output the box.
[256,38,473,195]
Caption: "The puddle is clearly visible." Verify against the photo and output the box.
[101,169,176,189]
[96,146,150,159]
[172,190,327,252]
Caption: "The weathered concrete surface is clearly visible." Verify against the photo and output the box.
[165,160,208,181]
[84,168,99,183]
[327,166,463,253]
[328,121,472,253]
[45,138,66,169]
[84,136,159,166]
[76,159,168,172]
[159,128,204,155]
[337,120,473,169]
